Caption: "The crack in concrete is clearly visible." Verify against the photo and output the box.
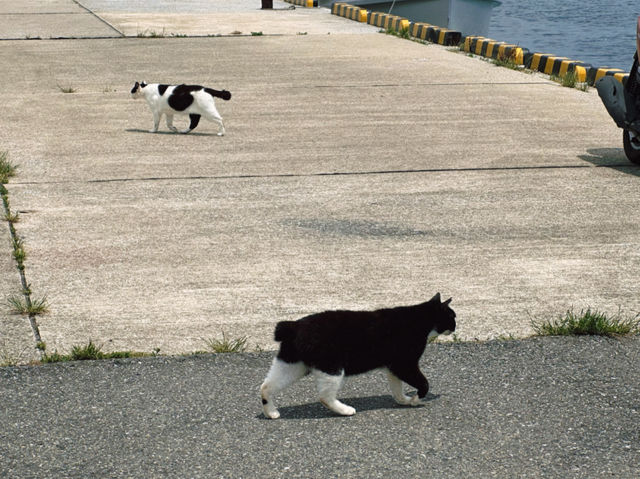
[7,162,638,187]
[72,0,125,37]
[1,184,44,355]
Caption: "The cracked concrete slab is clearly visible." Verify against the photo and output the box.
[78,0,377,37]
[0,15,638,357]
[0,0,122,39]
[0,0,84,14]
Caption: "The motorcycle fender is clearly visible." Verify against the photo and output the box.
[596,76,629,129]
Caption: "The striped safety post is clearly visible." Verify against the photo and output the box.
[283,0,318,6]
[331,2,367,22]
[463,36,528,66]
[527,53,590,82]
[410,22,461,46]
[587,67,629,86]
[367,11,410,32]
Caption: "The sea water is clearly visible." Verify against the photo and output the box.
[488,0,639,71]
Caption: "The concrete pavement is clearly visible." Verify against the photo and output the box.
[0,0,639,363]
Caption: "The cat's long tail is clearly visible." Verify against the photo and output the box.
[204,88,232,101]
[274,321,297,343]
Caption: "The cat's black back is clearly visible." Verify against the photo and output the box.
[163,84,232,111]
[275,295,456,376]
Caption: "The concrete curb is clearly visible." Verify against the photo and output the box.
[527,53,590,82]
[586,66,628,85]
[463,36,528,65]
[367,11,410,32]
[331,3,631,85]
[284,0,318,7]
[411,22,461,47]
[331,2,367,23]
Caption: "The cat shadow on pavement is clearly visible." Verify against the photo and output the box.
[125,128,219,137]
[257,393,440,420]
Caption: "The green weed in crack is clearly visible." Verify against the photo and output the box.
[0,151,17,183]
[1,151,45,352]
[8,294,49,316]
[204,331,248,353]
[531,307,640,337]
[39,340,158,363]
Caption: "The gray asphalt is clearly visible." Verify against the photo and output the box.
[2,336,639,478]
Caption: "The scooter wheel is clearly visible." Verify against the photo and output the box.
[623,129,640,165]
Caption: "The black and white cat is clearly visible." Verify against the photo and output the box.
[130,82,231,135]
[260,293,456,419]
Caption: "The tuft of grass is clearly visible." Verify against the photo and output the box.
[493,50,520,70]
[12,244,26,263]
[137,28,166,38]
[531,308,640,337]
[57,84,77,94]
[41,351,70,364]
[71,340,103,360]
[40,340,157,363]
[549,71,588,91]
[382,26,410,40]
[398,26,410,40]
[148,28,166,38]
[561,70,577,88]
[204,331,248,353]
[550,71,578,88]
[0,151,17,184]
[4,209,19,223]
[251,31,264,36]
[7,295,49,316]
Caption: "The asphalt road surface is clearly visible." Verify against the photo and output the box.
[2,336,639,478]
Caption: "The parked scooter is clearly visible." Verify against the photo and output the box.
[596,16,640,165]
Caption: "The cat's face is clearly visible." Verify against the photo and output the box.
[130,81,147,99]
[430,293,456,335]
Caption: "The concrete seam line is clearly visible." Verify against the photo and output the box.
[71,0,125,37]
[1,181,44,356]
[9,163,639,188]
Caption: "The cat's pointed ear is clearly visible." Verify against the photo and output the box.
[430,292,442,303]
[443,297,452,306]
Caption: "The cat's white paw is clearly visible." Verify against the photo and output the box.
[393,394,422,406]
[264,409,280,420]
[148,129,158,133]
[340,405,356,416]
[320,399,356,416]
[392,394,411,405]
[217,131,225,136]
[168,126,178,132]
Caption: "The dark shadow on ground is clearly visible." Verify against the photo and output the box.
[579,148,640,177]
[125,128,219,137]
[256,393,440,420]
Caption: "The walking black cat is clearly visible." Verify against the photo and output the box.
[260,293,456,419]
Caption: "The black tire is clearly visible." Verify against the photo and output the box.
[623,129,640,165]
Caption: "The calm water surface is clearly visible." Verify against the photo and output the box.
[488,0,639,70]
